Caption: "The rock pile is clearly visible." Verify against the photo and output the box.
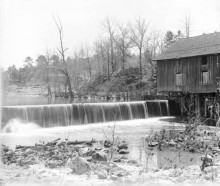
[1,138,130,180]
[146,127,220,156]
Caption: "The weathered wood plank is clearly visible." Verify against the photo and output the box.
[157,54,220,93]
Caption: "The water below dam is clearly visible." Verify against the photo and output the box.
[0,117,201,169]
[1,99,197,170]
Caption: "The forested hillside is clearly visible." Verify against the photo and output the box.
[2,18,184,98]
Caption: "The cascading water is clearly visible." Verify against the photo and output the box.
[2,100,170,128]
[146,100,169,117]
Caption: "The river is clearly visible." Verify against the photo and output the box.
[0,117,201,169]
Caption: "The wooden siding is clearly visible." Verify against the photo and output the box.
[157,54,220,93]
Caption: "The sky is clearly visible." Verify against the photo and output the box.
[0,0,220,69]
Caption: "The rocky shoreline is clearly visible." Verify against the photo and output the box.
[1,125,220,185]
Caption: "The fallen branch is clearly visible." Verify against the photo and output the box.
[67,139,96,146]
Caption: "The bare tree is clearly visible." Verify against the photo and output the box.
[45,50,52,96]
[106,41,111,80]
[94,38,111,79]
[35,51,52,96]
[103,17,117,73]
[143,31,164,89]
[146,31,163,73]
[53,16,74,98]
[81,45,92,78]
[129,17,150,80]
[71,50,80,91]
[94,40,102,76]
[181,13,192,38]
[114,24,133,70]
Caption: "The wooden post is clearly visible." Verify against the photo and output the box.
[195,93,201,118]
[204,97,207,117]
[180,93,184,116]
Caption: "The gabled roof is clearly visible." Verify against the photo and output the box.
[155,32,220,61]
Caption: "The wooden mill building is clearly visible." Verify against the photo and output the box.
[155,32,220,123]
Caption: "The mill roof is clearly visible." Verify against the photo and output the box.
[155,32,220,61]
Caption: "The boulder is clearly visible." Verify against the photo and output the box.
[92,151,107,161]
[80,147,90,155]
[118,149,129,154]
[95,147,102,151]
[118,141,128,150]
[104,140,112,148]
[177,138,184,142]
[189,147,195,153]
[113,158,121,162]
[110,175,118,181]
[69,156,90,175]
[111,167,128,177]
[169,139,176,146]
[45,159,64,168]
[127,159,138,165]
[98,163,111,172]
[207,131,216,136]
[18,159,35,166]
[23,148,35,157]
[148,141,158,147]
[201,154,213,162]
[87,149,96,156]
[97,169,108,179]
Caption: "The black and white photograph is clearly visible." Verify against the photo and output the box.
[1,0,220,185]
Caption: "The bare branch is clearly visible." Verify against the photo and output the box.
[180,13,192,38]
[53,15,74,98]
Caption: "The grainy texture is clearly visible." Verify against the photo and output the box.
[155,32,220,60]
[157,55,220,93]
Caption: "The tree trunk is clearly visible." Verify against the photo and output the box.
[111,55,115,73]
[87,59,92,78]
[107,51,110,80]
[110,34,115,73]
[66,74,74,98]
[46,59,52,96]
[139,48,142,81]
[54,17,74,99]
[122,52,125,70]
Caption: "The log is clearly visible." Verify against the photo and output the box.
[46,138,61,146]
[15,145,32,149]
[67,139,96,146]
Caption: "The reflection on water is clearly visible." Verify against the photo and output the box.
[3,96,79,106]
[4,95,117,106]
[3,95,126,106]
[127,139,200,169]
[156,150,200,169]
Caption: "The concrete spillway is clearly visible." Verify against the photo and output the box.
[2,100,169,128]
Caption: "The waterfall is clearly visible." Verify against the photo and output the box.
[2,100,170,128]
[146,100,169,117]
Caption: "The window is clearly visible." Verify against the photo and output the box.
[176,73,182,86]
[175,60,182,86]
[201,56,209,85]
[201,71,208,85]
[202,56,208,65]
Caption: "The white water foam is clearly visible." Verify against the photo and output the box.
[2,119,41,133]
